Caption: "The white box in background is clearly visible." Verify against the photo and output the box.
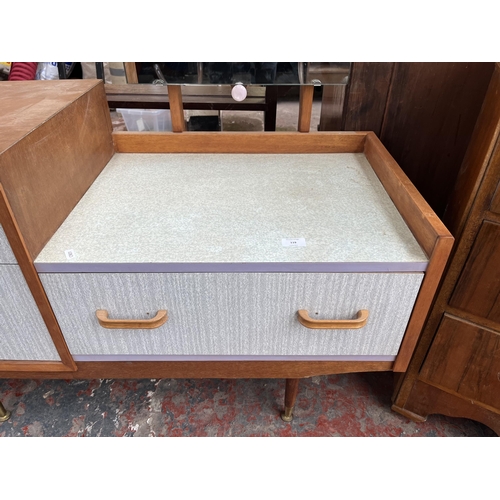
[117,108,172,132]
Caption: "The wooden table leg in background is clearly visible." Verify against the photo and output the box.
[168,85,186,133]
[0,401,11,422]
[281,378,300,422]
[298,85,314,132]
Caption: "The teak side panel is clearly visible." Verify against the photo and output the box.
[0,82,114,259]
[112,131,367,154]
[364,132,452,258]
[0,360,394,379]
[0,185,76,371]
[0,80,105,152]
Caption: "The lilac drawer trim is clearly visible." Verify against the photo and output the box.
[73,355,397,362]
[35,261,428,273]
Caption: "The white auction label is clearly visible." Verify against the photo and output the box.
[282,238,306,247]
[64,249,76,260]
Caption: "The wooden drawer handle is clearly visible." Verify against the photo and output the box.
[297,309,369,329]
[96,309,168,329]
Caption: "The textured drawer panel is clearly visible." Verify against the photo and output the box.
[0,265,60,360]
[0,224,16,264]
[40,273,423,357]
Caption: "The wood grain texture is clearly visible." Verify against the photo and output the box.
[284,378,300,408]
[380,62,494,218]
[491,185,500,214]
[124,63,138,84]
[96,309,168,329]
[393,64,500,415]
[419,314,500,409]
[0,80,104,152]
[445,64,500,236]
[394,379,500,436]
[450,221,500,323]
[112,131,367,153]
[363,133,454,372]
[0,81,114,259]
[298,85,314,132]
[0,185,76,371]
[318,85,347,131]
[168,85,185,132]
[393,235,454,372]
[0,361,74,373]
[364,132,453,258]
[342,63,395,135]
[0,360,394,379]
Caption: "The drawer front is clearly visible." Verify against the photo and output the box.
[0,224,16,264]
[39,272,423,357]
[0,265,60,360]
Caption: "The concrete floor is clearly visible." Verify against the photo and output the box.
[0,373,495,437]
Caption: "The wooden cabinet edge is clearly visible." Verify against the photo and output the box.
[0,185,77,371]
[394,379,500,435]
[391,404,427,423]
[112,131,368,154]
[0,361,75,373]
[393,235,454,372]
[0,360,394,380]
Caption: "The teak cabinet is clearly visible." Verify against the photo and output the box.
[392,63,500,435]
[0,80,452,420]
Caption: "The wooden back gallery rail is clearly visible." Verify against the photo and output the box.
[0,79,453,422]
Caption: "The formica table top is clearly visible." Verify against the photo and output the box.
[35,152,428,272]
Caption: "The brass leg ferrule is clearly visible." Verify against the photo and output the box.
[280,406,294,422]
[0,402,11,422]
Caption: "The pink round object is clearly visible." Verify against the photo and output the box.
[231,84,247,102]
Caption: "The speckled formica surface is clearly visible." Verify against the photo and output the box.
[35,153,428,268]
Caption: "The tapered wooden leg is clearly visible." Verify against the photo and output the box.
[0,401,11,422]
[281,378,300,422]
